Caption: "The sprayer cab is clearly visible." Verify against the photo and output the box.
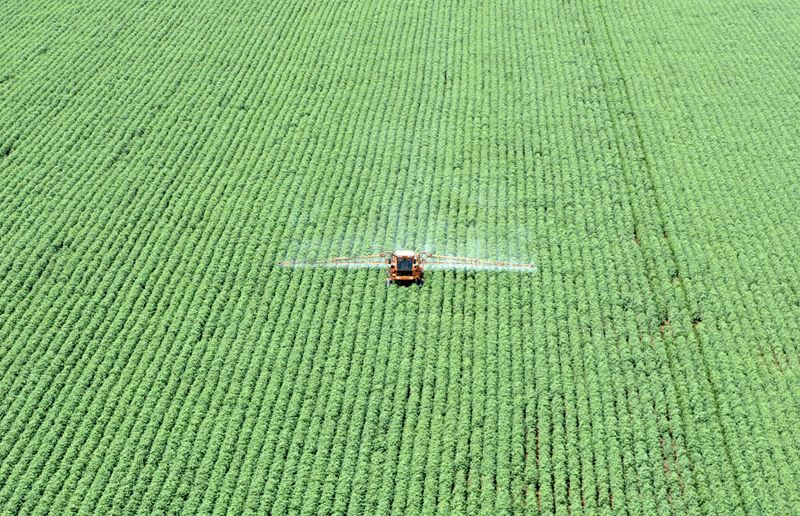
[386,250,424,285]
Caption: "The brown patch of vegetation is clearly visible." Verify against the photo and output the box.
[771,350,784,372]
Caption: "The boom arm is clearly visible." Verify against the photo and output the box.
[280,251,536,272]
[421,253,536,272]
[279,253,388,269]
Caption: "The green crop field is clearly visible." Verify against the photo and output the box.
[1,0,799,513]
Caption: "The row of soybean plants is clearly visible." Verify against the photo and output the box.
[248,0,465,512]
[596,0,800,512]
[97,0,366,512]
[507,1,705,513]
[0,1,230,510]
[215,0,433,513]
[0,0,311,513]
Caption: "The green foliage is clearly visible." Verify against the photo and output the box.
[0,0,798,513]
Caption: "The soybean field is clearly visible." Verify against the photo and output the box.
[1,0,799,513]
